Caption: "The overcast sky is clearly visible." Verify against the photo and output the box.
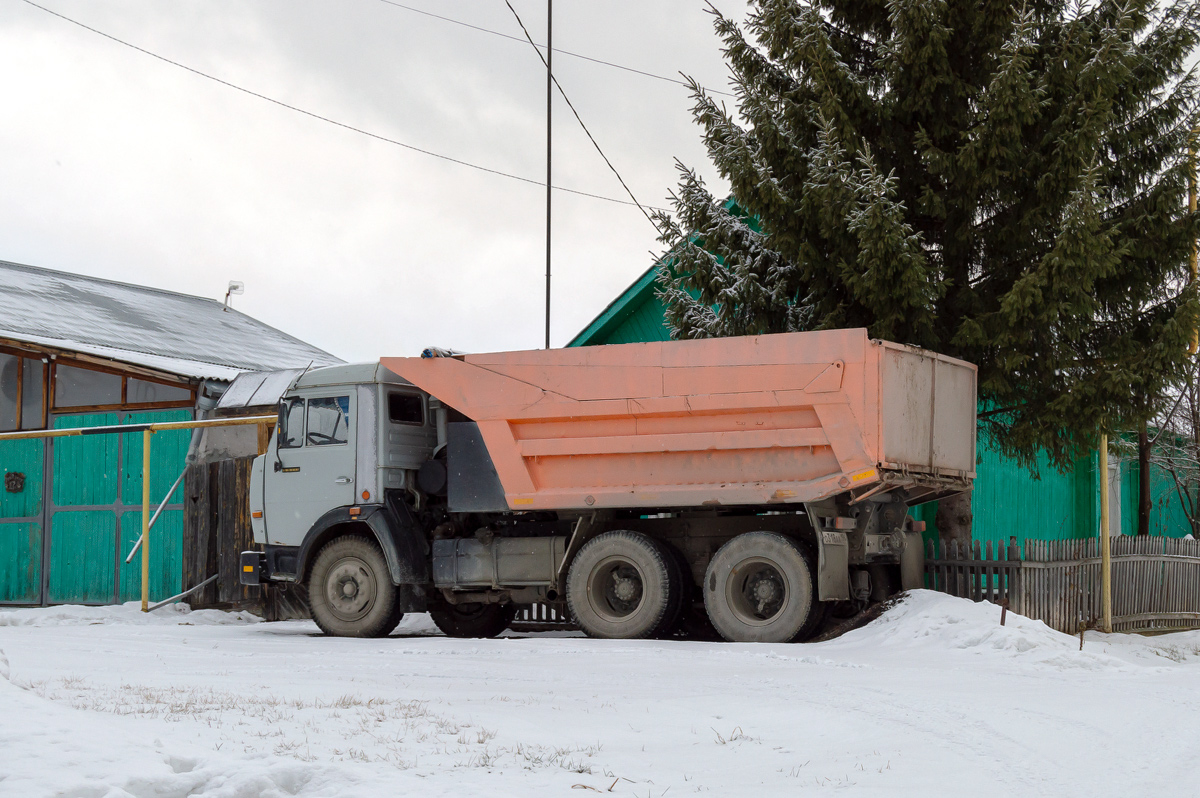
[1,0,749,361]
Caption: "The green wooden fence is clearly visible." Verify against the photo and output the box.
[0,408,190,605]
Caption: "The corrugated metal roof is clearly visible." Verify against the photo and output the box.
[215,368,306,409]
[0,260,342,380]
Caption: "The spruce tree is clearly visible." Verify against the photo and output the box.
[657,0,1200,474]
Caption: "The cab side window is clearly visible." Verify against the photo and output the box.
[307,396,351,445]
[278,397,305,449]
[388,392,423,425]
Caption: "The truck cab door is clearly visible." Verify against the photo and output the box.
[262,392,357,546]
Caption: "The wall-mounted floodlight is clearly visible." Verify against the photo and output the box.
[224,280,245,311]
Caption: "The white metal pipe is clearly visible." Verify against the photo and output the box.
[125,467,187,564]
[147,573,218,612]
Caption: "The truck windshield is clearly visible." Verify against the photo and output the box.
[307,396,350,445]
[278,397,305,449]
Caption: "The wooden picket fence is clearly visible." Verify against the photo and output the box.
[925,538,1023,605]
[925,536,1200,634]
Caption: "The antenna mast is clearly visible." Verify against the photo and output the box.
[544,0,552,349]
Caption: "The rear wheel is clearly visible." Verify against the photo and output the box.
[567,531,680,639]
[677,600,722,641]
[308,535,402,638]
[703,532,815,643]
[794,600,831,642]
[653,540,690,638]
[430,602,517,638]
[793,540,830,642]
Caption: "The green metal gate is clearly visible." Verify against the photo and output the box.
[0,438,44,603]
[0,408,190,605]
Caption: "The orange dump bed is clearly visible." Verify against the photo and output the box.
[380,329,976,511]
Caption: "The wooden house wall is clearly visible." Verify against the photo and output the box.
[183,457,257,607]
[0,342,198,606]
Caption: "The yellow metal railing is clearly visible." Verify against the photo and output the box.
[0,415,276,610]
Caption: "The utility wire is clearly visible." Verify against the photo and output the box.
[19,0,668,211]
[502,0,655,226]
[375,0,734,98]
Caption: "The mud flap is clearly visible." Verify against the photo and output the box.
[900,531,925,590]
[816,529,850,601]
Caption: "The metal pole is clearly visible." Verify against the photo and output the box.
[141,428,153,612]
[1099,433,1112,633]
[544,0,552,350]
[147,573,218,612]
[0,414,276,442]
[1190,129,1197,355]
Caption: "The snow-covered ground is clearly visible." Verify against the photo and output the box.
[2,591,1198,798]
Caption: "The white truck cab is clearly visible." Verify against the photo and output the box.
[247,364,439,633]
[250,364,435,548]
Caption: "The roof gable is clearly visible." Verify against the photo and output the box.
[567,265,665,347]
[568,197,747,348]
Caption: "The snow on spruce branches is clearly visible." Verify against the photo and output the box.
[655,0,1200,468]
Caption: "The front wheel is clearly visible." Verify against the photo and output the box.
[703,531,815,643]
[430,602,517,638]
[308,535,402,638]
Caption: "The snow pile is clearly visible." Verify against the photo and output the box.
[393,611,440,636]
[0,600,261,628]
[835,589,1129,670]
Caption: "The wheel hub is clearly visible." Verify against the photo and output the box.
[728,558,788,624]
[613,573,639,602]
[589,558,645,620]
[325,556,377,622]
[751,575,780,609]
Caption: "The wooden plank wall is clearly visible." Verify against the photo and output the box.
[183,457,258,609]
[182,461,219,606]
[217,458,255,605]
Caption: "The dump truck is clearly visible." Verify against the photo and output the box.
[239,328,976,643]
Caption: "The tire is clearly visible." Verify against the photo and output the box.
[384,594,407,635]
[308,535,402,638]
[703,531,815,643]
[794,600,830,642]
[430,602,517,638]
[792,540,829,642]
[654,540,692,639]
[678,601,722,642]
[567,531,680,639]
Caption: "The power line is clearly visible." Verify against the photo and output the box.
[503,0,655,226]
[375,0,734,98]
[19,0,669,211]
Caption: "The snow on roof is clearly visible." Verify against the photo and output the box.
[0,260,342,380]
[215,368,306,409]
